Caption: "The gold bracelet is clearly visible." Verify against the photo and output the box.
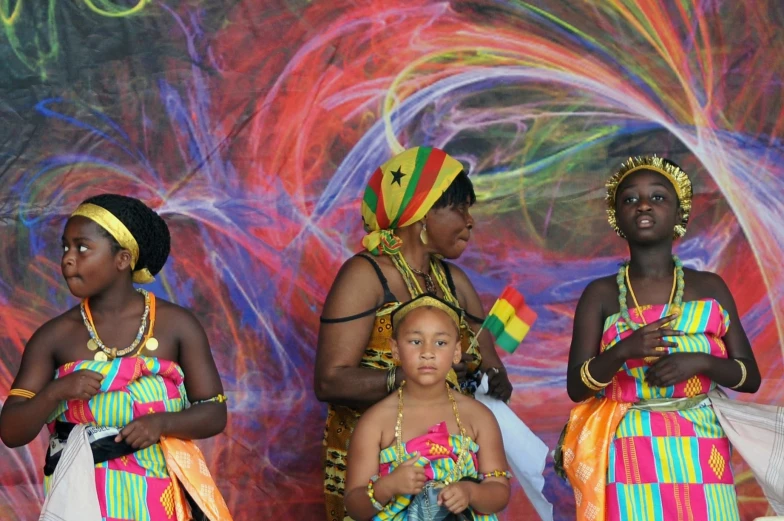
[730,359,747,389]
[580,362,603,391]
[582,358,611,390]
[585,358,612,388]
[8,388,36,399]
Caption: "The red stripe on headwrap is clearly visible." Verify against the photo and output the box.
[397,148,447,224]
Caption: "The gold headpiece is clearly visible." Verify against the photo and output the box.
[391,294,462,332]
[606,155,692,239]
[71,203,155,284]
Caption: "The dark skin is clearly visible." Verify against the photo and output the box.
[315,200,513,409]
[0,217,227,449]
[567,170,761,403]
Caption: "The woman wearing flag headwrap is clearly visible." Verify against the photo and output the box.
[315,147,512,521]
[0,194,232,520]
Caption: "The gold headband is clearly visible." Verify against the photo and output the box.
[71,203,154,284]
[606,155,693,239]
[391,295,462,332]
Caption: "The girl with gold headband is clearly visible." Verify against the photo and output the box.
[344,294,511,520]
[315,147,512,521]
[558,157,761,521]
[0,194,232,521]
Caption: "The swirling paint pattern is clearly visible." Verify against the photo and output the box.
[1,1,782,519]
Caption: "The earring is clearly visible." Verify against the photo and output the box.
[420,223,428,245]
[674,224,687,238]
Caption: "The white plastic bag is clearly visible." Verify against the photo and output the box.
[475,374,553,521]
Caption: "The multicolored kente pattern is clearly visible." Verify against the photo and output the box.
[601,299,739,521]
[373,421,496,521]
[45,356,187,521]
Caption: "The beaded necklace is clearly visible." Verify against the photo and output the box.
[389,253,459,310]
[80,288,158,361]
[616,255,684,330]
[409,266,437,294]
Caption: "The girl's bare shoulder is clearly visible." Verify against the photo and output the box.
[455,393,496,431]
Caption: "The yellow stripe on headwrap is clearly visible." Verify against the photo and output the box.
[71,203,155,284]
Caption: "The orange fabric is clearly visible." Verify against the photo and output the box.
[561,397,629,521]
[160,436,234,521]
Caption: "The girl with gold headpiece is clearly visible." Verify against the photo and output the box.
[0,194,232,521]
[558,157,761,521]
[315,147,512,521]
[344,294,511,520]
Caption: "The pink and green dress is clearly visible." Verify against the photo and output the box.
[373,421,497,521]
[46,356,188,521]
[601,299,739,521]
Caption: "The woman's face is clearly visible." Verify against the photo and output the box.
[424,199,474,259]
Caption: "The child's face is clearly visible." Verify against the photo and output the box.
[615,170,682,242]
[390,307,461,385]
[61,216,128,298]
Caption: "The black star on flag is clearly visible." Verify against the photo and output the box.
[390,166,406,186]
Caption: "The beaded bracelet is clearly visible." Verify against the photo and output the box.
[367,474,385,511]
[8,388,36,399]
[730,359,747,390]
[481,469,512,480]
[192,394,227,405]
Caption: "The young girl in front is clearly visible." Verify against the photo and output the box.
[344,294,510,520]
[0,194,232,521]
[561,156,761,521]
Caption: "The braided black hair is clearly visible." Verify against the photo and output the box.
[80,194,171,277]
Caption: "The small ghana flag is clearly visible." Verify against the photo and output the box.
[482,286,537,353]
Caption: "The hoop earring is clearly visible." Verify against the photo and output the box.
[420,224,429,245]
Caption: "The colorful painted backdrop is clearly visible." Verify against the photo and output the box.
[1,1,782,519]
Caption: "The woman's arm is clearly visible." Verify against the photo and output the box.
[314,256,403,408]
[447,264,512,401]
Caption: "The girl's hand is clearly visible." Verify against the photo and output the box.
[115,414,167,449]
[387,452,427,496]
[44,370,104,402]
[485,366,512,402]
[438,481,473,513]
[614,315,683,361]
[645,353,710,387]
